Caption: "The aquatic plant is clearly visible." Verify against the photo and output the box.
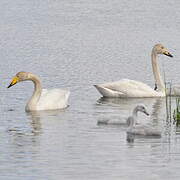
[163,68,180,126]
[173,98,180,126]
[165,82,172,121]
[164,81,180,129]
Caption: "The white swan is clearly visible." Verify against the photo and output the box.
[126,105,161,136]
[7,72,70,112]
[94,44,173,98]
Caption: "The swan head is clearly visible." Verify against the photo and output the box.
[153,44,173,57]
[135,104,149,116]
[7,72,30,88]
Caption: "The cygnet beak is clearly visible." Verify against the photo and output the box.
[144,110,149,116]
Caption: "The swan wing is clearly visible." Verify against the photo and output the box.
[143,126,161,136]
[103,79,154,92]
[95,79,158,97]
[127,125,146,135]
[37,89,70,110]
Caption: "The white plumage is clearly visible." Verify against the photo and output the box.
[8,72,70,112]
[94,44,173,98]
[95,79,164,98]
[35,89,70,111]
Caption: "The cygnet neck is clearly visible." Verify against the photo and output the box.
[129,108,139,127]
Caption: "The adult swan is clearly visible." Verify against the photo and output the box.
[94,44,173,98]
[7,72,70,111]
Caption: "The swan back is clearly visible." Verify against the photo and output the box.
[36,89,70,111]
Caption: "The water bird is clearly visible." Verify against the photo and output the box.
[7,72,70,112]
[94,44,173,98]
[126,105,161,137]
[98,104,148,125]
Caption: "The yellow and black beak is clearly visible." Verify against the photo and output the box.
[163,51,173,57]
[7,76,20,88]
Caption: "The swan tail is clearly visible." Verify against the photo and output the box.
[57,90,70,109]
[64,91,70,107]
[94,85,125,97]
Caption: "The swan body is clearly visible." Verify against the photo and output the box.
[8,72,70,112]
[95,79,165,98]
[126,105,161,137]
[127,125,161,136]
[97,117,127,125]
[27,88,70,111]
[97,104,148,125]
[94,44,173,98]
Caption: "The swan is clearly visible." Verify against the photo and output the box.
[126,105,161,136]
[7,72,70,112]
[94,44,173,98]
[97,104,148,125]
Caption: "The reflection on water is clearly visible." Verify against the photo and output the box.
[27,109,67,135]
[151,98,164,122]
[97,97,164,122]
[126,133,135,143]
[2,0,180,179]
[97,97,165,142]
[98,96,162,106]
[27,111,42,136]
[126,133,162,143]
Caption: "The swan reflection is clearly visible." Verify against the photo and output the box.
[27,109,66,135]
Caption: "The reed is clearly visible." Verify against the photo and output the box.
[165,82,172,121]
[163,69,180,127]
[173,97,180,126]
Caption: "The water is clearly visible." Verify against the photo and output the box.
[1,0,180,179]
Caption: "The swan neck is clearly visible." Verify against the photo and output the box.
[129,109,138,127]
[151,51,165,91]
[132,109,138,119]
[26,74,42,111]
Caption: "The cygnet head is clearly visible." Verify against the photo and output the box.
[135,104,149,116]
[7,72,31,88]
[153,44,173,57]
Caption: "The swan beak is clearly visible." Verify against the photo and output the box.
[7,76,19,88]
[163,51,173,57]
[144,111,150,116]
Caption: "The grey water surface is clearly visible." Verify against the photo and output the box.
[1,0,180,179]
